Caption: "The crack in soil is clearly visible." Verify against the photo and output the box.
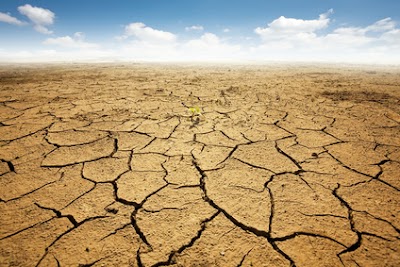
[150,211,220,267]
[1,65,399,267]
[332,184,363,258]
[35,215,109,267]
[193,158,297,267]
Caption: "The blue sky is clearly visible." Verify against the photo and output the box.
[1,0,399,63]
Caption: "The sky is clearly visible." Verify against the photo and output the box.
[0,0,399,64]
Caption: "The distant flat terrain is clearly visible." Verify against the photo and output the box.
[0,63,399,266]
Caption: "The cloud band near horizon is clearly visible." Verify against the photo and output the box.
[0,5,399,64]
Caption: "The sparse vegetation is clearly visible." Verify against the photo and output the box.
[188,106,202,116]
[188,106,203,128]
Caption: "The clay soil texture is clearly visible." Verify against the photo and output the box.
[0,63,399,267]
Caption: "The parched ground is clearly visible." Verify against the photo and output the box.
[0,63,399,267]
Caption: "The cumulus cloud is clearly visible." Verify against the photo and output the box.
[0,12,26,26]
[186,33,220,46]
[115,23,179,60]
[255,9,332,38]
[18,4,55,34]
[252,11,400,64]
[253,9,334,51]
[182,33,242,60]
[323,17,398,48]
[43,32,99,49]
[185,25,204,31]
[117,29,241,61]
[323,27,372,47]
[121,22,177,43]
[2,10,400,64]
[324,17,396,47]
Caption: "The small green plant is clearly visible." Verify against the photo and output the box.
[188,106,203,128]
[188,106,201,116]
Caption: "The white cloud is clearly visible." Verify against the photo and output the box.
[223,28,230,33]
[381,29,400,45]
[187,33,220,46]
[18,4,55,34]
[253,10,334,52]
[0,12,26,26]
[114,23,178,61]
[120,42,178,61]
[110,30,241,62]
[18,4,54,25]
[255,9,332,38]
[0,48,116,62]
[33,24,53,35]
[323,27,372,47]
[116,32,240,62]
[122,22,177,43]
[324,17,396,46]
[366,17,395,32]
[43,32,99,49]
[323,17,398,48]
[2,10,400,64]
[251,12,400,64]
[185,25,204,31]
[182,33,242,61]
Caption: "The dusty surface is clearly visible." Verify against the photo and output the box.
[0,63,399,266]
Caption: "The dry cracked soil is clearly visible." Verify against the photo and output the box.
[0,63,399,267]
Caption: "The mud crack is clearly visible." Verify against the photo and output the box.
[193,158,296,267]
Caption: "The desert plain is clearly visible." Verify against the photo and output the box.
[0,63,399,267]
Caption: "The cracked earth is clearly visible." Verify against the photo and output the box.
[0,63,399,266]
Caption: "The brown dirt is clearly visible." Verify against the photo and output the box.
[0,63,399,267]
